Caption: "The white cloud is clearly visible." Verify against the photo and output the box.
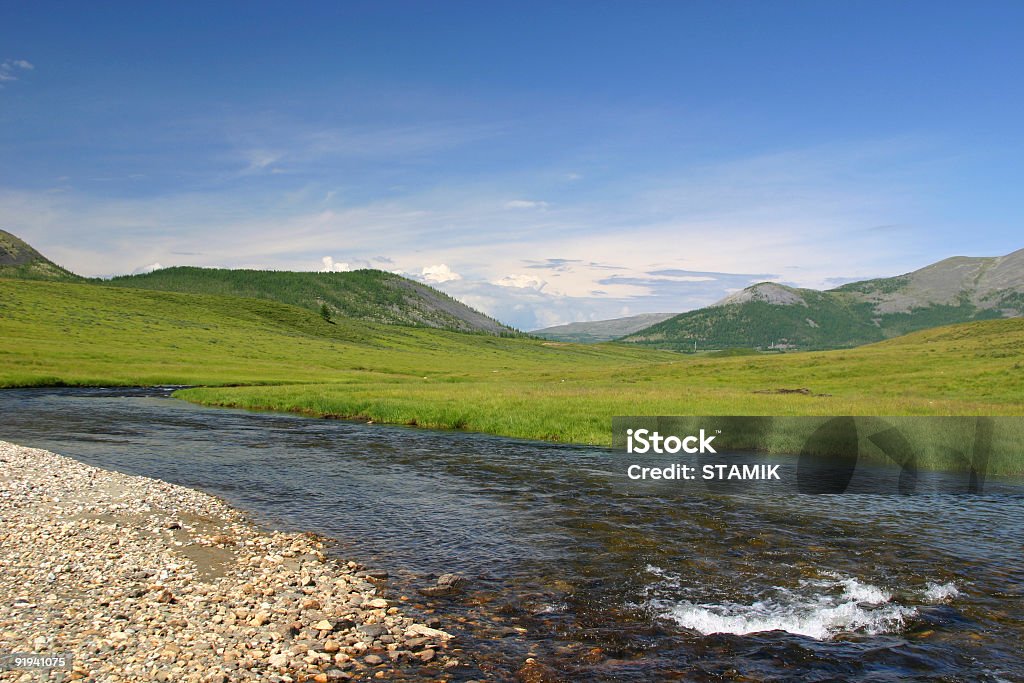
[504,199,549,210]
[421,264,461,283]
[241,150,282,174]
[131,262,163,275]
[319,256,350,272]
[0,59,34,83]
[641,273,717,283]
[493,274,547,290]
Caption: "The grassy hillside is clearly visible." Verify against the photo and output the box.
[0,278,664,388]
[106,266,514,335]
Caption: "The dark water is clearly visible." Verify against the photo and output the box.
[1,387,1022,681]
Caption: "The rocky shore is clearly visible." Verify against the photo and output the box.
[0,441,460,682]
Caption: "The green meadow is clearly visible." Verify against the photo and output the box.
[2,278,1023,472]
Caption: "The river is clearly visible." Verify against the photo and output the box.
[1,387,1021,681]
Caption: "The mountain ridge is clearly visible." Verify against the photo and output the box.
[623,248,1024,350]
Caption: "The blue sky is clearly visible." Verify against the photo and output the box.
[2,1,1022,329]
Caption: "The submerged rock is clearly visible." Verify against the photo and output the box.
[517,657,561,683]
[418,572,467,597]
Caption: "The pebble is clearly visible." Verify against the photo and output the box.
[0,441,456,682]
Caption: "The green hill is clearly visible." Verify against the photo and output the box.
[106,267,515,335]
[623,249,1024,351]
[0,229,83,281]
[0,230,513,335]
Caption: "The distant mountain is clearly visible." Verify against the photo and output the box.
[107,266,516,335]
[532,312,677,343]
[623,248,1024,351]
[0,229,82,281]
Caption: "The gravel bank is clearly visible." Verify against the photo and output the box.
[0,441,459,682]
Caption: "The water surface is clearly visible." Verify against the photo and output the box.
[1,387,1021,681]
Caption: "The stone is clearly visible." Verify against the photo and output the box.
[437,573,465,588]
[517,657,559,683]
[357,624,386,638]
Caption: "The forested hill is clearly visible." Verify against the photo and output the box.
[107,267,516,335]
[622,248,1024,351]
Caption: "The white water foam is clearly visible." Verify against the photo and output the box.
[922,581,960,602]
[642,566,957,641]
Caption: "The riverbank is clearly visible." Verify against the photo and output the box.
[0,441,460,682]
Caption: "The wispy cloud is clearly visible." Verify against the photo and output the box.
[218,118,506,180]
[493,273,547,290]
[0,59,34,84]
[504,199,549,209]
[523,258,581,271]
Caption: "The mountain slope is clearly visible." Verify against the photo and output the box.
[0,230,82,281]
[833,249,1024,314]
[532,312,676,342]
[106,267,515,335]
[623,249,1024,351]
[0,231,514,335]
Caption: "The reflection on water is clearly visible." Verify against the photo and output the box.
[1,387,1022,681]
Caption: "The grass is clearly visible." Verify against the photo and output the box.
[0,278,672,387]
[2,278,1024,472]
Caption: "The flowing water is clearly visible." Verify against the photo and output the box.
[1,387,1022,681]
